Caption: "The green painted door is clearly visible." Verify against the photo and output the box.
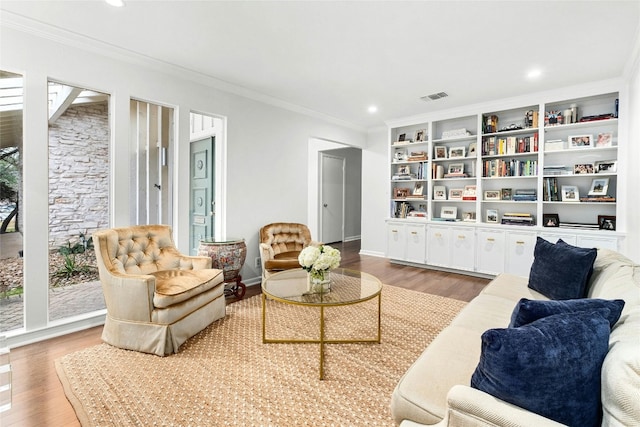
[189,137,215,255]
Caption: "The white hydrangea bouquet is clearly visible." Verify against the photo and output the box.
[298,245,341,292]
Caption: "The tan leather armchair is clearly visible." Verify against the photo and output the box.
[259,222,319,280]
[93,224,225,356]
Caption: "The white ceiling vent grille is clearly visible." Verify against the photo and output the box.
[421,92,449,101]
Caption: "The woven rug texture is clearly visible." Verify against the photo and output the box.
[55,284,466,426]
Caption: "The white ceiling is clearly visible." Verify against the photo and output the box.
[2,0,639,129]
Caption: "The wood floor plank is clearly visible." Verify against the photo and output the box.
[0,240,489,426]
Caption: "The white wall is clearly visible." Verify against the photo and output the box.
[360,127,388,257]
[624,52,640,262]
[1,24,366,342]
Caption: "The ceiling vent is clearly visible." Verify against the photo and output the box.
[421,92,449,101]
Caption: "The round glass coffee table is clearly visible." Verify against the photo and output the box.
[261,268,382,380]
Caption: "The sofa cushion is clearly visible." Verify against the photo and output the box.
[509,298,625,328]
[152,269,223,308]
[528,237,597,300]
[471,311,611,427]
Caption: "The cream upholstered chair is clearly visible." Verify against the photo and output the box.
[259,222,319,280]
[93,224,225,356]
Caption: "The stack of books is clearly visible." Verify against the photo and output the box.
[579,196,616,202]
[392,173,416,180]
[559,222,599,230]
[543,165,570,175]
[501,213,535,226]
[513,189,537,201]
[444,172,469,178]
[407,151,428,161]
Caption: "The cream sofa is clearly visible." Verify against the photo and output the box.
[391,248,640,426]
[93,224,225,356]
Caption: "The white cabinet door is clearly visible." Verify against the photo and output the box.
[538,232,577,245]
[450,227,475,271]
[387,223,406,260]
[505,231,537,278]
[576,235,618,251]
[476,229,505,275]
[427,225,451,267]
[406,224,427,264]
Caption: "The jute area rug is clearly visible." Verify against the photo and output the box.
[56,284,466,426]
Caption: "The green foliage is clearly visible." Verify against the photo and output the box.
[52,252,95,285]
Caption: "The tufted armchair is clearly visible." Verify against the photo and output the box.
[92,224,225,356]
[259,222,320,280]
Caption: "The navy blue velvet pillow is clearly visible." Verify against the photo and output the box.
[528,237,597,299]
[509,298,625,328]
[471,311,611,427]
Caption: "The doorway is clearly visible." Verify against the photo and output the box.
[189,137,215,254]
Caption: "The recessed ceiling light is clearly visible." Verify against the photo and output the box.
[367,105,378,114]
[527,69,542,79]
[105,0,125,7]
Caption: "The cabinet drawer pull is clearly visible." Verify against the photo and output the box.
[435,233,442,238]
[486,238,495,242]
[391,229,398,233]
[457,235,465,239]
[411,231,418,235]
[516,240,525,245]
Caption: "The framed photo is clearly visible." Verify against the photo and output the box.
[413,182,424,196]
[500,188,512,200]
[433,185,447,200]
[463,211,476,222]
[543,213,560,227]
[449,146,466,158]
[393,149,406,162]
[414,129,427,142]
[561,185,580,202]
[569,134,593,148]
[449,188,463,200]
[434,146,447,159]
[594,160,617,173]
[598,215,616,231]
[393,187,410,199]
[463,185,477,200]
[396,165,410,175]
[486,209,498,223]
[484,190,501,201]
[574,163,594,174]
[468,142,477,156]
[588,178,609,196]
[447,163,464,174]
[398,133,406,142]
[596,132,613,147]
[440,206,458,219]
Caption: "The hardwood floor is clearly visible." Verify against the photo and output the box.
[0,240,489,426]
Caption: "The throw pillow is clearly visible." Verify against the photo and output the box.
[528,237,597,299]
[471,311,611,427]
[509,298,625,328]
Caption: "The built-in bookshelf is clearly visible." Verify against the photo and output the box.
[386,90,623,276]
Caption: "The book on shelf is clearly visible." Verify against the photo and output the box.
[559,222,599,229]
[579,196,616,202]
[501,212,535,226]
[407,211,427,218]
[543,178,560,201]
[483,159,538,177]
[444,173,469,178]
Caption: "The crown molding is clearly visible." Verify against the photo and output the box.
[1,11,367,133]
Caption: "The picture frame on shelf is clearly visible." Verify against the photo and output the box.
[393,187,410,199]
[440,206,458,220]
[393,149,407,162]
[588,178,609,196]
[543,213,560,227]
[598,215,616,231]
[447,163,464,174]
[396,165,410,175]
[595,160,617,173]
[414,129,427,142]
[449,146,466,158]
[569,134,593,148]
[484,190,501,201]
[486,209,498,223]
[574,163,594,174]
[561,185,580,202]
[398,133,406,142]
[500,188,512,200]
[434,146,447,159]
[463,185,477,200]
[468,142,477,156]
[413,182,424,196]
[463,211,476,222]
[449,188,463,200]
[433,185,447,200]
[596,132,613,147]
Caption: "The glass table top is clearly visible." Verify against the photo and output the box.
[261,268,382,306]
